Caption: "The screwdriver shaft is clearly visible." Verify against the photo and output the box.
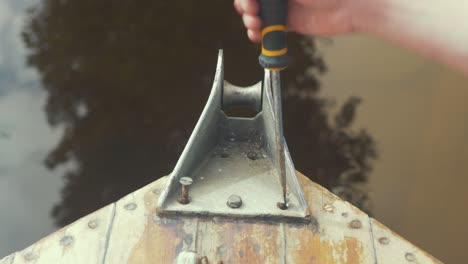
[270,70,288,209]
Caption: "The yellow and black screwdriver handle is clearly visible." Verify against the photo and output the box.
[258,0,289,71]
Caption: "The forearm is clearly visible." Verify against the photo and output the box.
[353,0,468,73]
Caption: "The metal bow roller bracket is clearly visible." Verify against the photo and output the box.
[157,50,309,221]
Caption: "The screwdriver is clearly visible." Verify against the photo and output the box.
[258,0,289,71]
[257,0,289,209]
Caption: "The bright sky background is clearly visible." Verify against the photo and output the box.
[0,0,64,257]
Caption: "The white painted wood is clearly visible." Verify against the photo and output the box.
[10,204,114,264]
[0,253,15,264]
[371,218,442,263]
[0,174,442,263]
[175,251,198,264]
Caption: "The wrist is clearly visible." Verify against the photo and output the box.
[347,0,468,74]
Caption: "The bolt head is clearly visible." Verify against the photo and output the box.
[179,177,193,186]
[227,195,242,208]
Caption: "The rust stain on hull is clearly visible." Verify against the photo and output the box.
[128,186,186,263]
[285,224,365,264]
[127,174,367,264]
[345,237,364,263]
[3,173,442,264]
[192,218,281,263]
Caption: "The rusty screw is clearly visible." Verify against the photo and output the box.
[179,177,193,204]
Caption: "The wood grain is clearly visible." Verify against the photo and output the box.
[1,173,442,263]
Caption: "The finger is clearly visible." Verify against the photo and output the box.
[234,0,243,14]
[242,14,262,30]
[247,29,261,42]
[294,0,339,9]
[240,0,259,15]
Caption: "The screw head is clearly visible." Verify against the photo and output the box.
[88,220,98,229]
[323,204,334,212]
[349,219,362,229]
[227,195,242,208]
[124,203,137,211]
[405,252,416,262]
[378,237,390,245]
[179,177,193,186]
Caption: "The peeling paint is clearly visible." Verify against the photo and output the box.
[128,183,186,263]
[4,173,439,264]
[92,174,441,263]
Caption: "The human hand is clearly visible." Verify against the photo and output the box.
[234,0,362,42]
[236,0,468,74]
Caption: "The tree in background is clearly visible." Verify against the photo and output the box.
[22,0,376,226]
